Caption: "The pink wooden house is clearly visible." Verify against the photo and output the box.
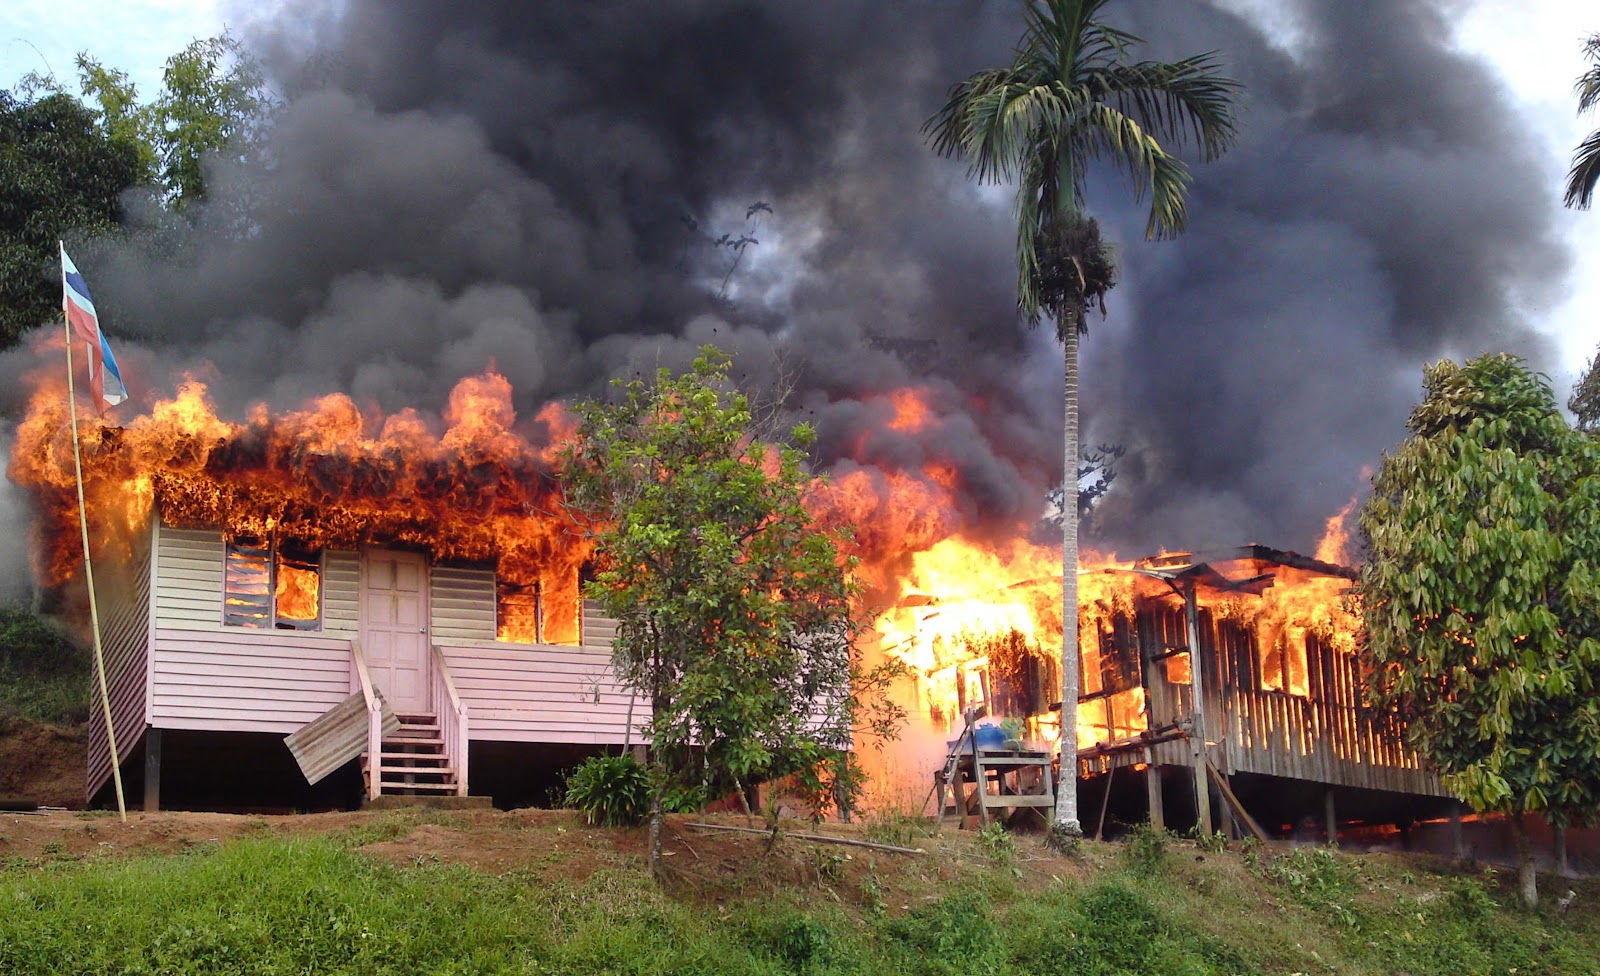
[89,513,638,810]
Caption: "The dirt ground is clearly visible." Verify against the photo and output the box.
[0,802,1089,909]
[0,717,84,809]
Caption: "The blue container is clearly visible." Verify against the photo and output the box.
[973,723,1008,750]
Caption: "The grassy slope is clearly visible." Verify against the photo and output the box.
[0,814,1596,976]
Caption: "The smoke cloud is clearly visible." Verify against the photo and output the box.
[2,0,1571,564]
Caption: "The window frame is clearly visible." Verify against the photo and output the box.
[222,534,325,632]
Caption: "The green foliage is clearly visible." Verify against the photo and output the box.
[0,605,89,724]
[1261,847,1360,916]
[1119,822,1170,876]
[564,753,651,827]
[887,891,1003,976]
[562,347,904,860]
[0,34,272,350]
[1004,880,1252,976]
[1359,355,1600,845]
[923,0,1241,328]
[0,90,141,345]
[976,821,1015,864]
[75,32,271,206]
[7,827,1600,976]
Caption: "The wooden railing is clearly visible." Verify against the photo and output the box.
[350,638,383,800]
[431,644,470,797]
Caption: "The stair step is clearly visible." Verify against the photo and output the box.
[378,765,454,776]
[382,777,464,787]
[394,723,440,733]
[379,752,449,763]
[382,737,444,747]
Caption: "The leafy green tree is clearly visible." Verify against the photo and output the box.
[1360,354,1600,906]
[0,90,141,345]
[77,32,270,206]
[562,348,903,878]
[1564,34,1600,209]
[923,0,1240,847]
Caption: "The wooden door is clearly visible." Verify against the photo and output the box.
[361,550,430,715]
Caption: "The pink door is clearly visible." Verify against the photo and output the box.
[361,550,431,715]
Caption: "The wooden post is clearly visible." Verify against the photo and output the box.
[971,717,989,829]
[1324,788,1337,847]
[1094,762,1116,840]
[142,728,161,812]
[1183,585,1212,836]
[1145,749,1164,832]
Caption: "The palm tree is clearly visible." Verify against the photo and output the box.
[1565,34,1600,210]
[925,0,1239,847]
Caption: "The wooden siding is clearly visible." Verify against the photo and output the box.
[87,530,153,802]
[582,601,617,650]
[431,565,496,642]
[440,640,642,745]
[153,525,224,630]
[149,628,354,733]
[153,522,357,635]
[1081,601,1449,798]
[323,550,359,635]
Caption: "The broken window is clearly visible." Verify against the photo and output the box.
[224,536,322,630]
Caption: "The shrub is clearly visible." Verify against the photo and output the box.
[1119,823,1170,877]
[564,753,650,827]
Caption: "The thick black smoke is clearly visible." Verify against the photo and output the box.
[0,0,1571,566]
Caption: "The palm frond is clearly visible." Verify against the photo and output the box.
[1578,35,1600,116]
[1566,128,1600,210]
[1088,56,1242,161]
[1077,103,1192,238]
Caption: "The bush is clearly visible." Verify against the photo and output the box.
[0,606,89,725]
[1119,823,1170,877]
[564,753,650,827]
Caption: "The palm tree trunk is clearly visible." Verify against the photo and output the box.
[1049,313,1083,848]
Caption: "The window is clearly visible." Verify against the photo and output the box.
[496,579,541,643]
[495,570,582,645]
[224,536,322,630]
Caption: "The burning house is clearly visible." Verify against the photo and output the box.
[876,524,1456,838]
[11,371,641,809]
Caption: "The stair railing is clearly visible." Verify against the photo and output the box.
[430,645,470,797]
[351,638,383,800]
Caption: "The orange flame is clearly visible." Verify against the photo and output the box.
[8,370,589,645]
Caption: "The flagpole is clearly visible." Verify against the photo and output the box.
[61,242,127,822]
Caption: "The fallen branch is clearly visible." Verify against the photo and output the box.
[686,822,925,855]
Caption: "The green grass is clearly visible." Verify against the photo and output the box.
[1,828,1597,975]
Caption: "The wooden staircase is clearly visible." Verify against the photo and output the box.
[366,713,460,795]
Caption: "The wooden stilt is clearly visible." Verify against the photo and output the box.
[1094,762,1116,840]
[143,728,161,812]
[1449,804,1467,861]
[1324,788,1337,847]
[1182,586,1212,837]
[1145,749,1164,832]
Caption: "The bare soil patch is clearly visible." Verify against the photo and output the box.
[0,716,84,809]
